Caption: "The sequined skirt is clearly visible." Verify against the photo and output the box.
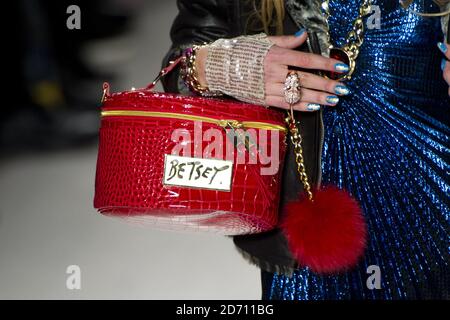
[263,0,450,300]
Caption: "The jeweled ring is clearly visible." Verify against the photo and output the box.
[284,71,302,105]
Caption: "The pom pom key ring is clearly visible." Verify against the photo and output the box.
[281,71,367,274]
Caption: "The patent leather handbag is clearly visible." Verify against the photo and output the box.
[93,57,287,235]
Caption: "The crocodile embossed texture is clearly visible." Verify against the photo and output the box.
[94,90,287,235]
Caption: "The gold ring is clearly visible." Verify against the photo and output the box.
[284,71,302,105]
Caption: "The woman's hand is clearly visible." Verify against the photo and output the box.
[265,30,350,111]
[438,42,450,96]
[196,30,351,112]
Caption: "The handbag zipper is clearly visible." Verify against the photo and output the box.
[101,110,287,132]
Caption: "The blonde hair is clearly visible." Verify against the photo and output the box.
[248,0,285,35]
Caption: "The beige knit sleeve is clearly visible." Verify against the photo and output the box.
[205,33,274,106]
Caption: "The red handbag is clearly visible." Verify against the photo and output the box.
[94,57,287,235]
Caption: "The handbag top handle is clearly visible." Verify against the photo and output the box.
[101,56,184,103]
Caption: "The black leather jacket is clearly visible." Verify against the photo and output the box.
[161,0,325,276]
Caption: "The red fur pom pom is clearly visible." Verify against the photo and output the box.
[281,186,367,274]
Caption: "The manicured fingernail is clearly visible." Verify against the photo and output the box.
[335,85,350,95]
[335,63,349,73]
[437,42,448,53]
[326,95,339,105]
[441,58,447,71]
[306,103,321,111]
[295,28,305,37]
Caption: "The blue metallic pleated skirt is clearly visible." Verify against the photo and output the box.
[263,0,450,300]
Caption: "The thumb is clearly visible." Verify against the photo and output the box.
[268,29,307,49]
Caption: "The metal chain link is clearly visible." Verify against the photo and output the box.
[285,108,314,201]
[181,44,223,97]
[184,2,372,204]
[322,0,372,60]
[284,1,372,200]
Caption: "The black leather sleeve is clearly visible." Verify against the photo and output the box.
[161,0,232,93]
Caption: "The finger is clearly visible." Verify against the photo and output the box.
[266,95,323,112]
[438,42,450,60]
[266,72,350,96]
[266,84,340,106]
[268,29,308,49]
[298,88,340,106]
[442,59,450,84]
[273,46,350,73]
[265,63,288,83]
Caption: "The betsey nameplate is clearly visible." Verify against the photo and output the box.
[163,154,233,191]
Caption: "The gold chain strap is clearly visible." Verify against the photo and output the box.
[284,1,373,199]
[285,107,314,201]
[322,0,372,60]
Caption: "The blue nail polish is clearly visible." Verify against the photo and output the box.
[335,63,349,73]
[306,103,321,111]
[441,58,447,71]
[326,95,339,105]
[335,85,350,95]
[295,29,305,37]
[437,42,448,53]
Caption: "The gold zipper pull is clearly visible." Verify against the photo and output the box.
[101,82,110,103]
[218,120,242,130]
[219,120,255,152]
